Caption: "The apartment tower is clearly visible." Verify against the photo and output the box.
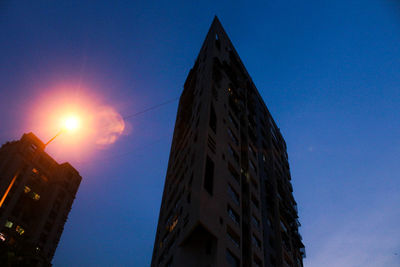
[151,17,305,267]
[0,133,81,266]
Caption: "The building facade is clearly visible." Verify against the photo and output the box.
[151,17,305,267]
[0,132,81,266]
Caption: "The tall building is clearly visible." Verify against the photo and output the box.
[151,17,305,267]
[0,132,81,266]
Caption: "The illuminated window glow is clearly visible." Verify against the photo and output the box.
[32,193,40,201]
[169,217,178,232]
[24,186,31,194]
[4,220,13,228]
[0,233,6,242]
[16,226,25,235]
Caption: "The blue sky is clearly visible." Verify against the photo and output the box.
[0,0,399,266]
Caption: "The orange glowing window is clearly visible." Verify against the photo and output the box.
[15,226,25,235]
[24,186,31,194]
[32,168,38,174]
[169,217,178,232]
[32,193,40,201]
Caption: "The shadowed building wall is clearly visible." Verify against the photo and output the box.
[151,17,305,267]
[0,133,81,266]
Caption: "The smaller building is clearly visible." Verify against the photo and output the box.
[0,133,81,266]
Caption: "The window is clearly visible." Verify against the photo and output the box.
[252,234,261,249]
[226,249,240,267]
[227,226,240,247]
[251,215,260,229]
[228,163,240,184]
[228,113,238,129]
[228,145,239,163]
[32,192,40,201]
[204,156,214,195]
[227,206,240,225]
[280,220,288,233]
[16,225,25,235]
[249,145,256,157]
[4,220,13,228]
[228,184,240,206]
[209,104,217,133]
[227,128,239,145]
[249,160,257,173]
[24,186,31,193]
[251,195,259,209]
[169,217,178,232]
[29,143,37,153]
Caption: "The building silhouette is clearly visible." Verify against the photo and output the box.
[151,17,305,267]
[0,133,81,266]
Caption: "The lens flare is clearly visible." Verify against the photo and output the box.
[95,106,125,146]
[28,86,127,163]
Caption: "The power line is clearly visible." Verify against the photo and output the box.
[123,96,179,120]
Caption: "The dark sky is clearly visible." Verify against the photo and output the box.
[1,1,400,266]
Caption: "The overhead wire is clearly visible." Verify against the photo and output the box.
[122,96,179,120]
[73,96,179,164]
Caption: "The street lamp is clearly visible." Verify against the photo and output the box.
[0,116,81,208]
[45,116,80,148]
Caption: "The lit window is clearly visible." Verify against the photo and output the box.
[32,193,40,201]
[24,186,31,194]
[4,220,13,228]
[280,220,288,233]
[0,233,6,242]
[32,168,38,174]
[16,225,25,235]
[169,217,178,232]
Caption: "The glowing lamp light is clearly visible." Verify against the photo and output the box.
[63,116,80,132]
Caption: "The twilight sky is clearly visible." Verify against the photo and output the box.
[1,0,400,266]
